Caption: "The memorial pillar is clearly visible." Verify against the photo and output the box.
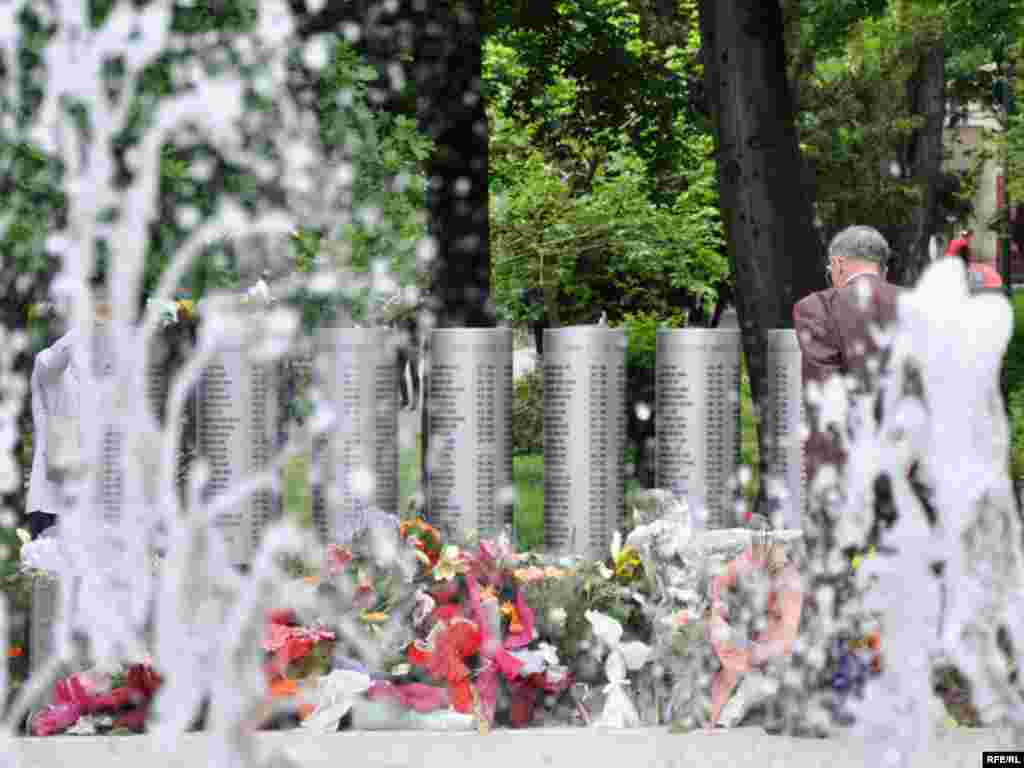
[426,329,514,542]
[313,328,399,544]
[762,330,805,529]
[655,329,742,529]
[197,343,281,566]
[90,326,123,526]
[543,326,627,561]
[29,569,59,675]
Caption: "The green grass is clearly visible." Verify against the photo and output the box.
[283,453,312,528]
[399,437,422,512]
[281,437,422,526]
[1006,293,1024,482]
[513,454,545,550]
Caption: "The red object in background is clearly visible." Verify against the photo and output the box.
[946,236,972,259]
[969,262,1004,288]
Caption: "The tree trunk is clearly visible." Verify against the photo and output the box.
[297,0,492,328]
[890,41,946,287]
[413,1,492,328]
[696,0,825,515]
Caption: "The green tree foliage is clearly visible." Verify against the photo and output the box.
[794,0,1024,247]
[488,0,700,202]
[485,9,728,329]
[490,128,727,327]
[799,9,946,245]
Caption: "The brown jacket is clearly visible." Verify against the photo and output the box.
[793,273,902,484]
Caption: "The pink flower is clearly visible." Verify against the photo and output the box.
[264,623,336,677]
[367,681,449,712]
[32,702,82,736]
[464,573,537,725]
[31,674,96,735]
[327,544,353,574]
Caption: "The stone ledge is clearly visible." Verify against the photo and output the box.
[11,727,1017,768]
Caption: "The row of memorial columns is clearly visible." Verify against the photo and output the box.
[174,325,805,565]
[61,325,804,569]
[30,324,805,672]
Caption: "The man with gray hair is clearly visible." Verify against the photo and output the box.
[793,225,902,487]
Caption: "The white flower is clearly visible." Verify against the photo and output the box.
[548,607,567,626]
[65,715,98,735]
[585,610,652,672]
[537,642,560,667]
[246,278,272,304]
[300,670,372,733]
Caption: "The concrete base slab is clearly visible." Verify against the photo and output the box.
[12,726,1017,768]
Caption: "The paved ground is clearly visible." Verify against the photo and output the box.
[12,726,1018,768]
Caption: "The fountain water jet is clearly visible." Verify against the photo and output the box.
[0,1,402,764]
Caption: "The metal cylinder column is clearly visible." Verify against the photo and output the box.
[762,329,805,529]
[427,328,514,541]
[197,343,281,565]
[314,328,399,544]
[655,328,742,529]
[543,326,627,560]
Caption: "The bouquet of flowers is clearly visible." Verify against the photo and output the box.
[30,662,162,736]
[394,529,576,729]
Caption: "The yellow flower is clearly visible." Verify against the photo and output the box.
[501,601,524,635]
[362,612,389,623]
[613,545,642,581]
[176,299,195,319]
[544,566,566,580]
[851,545,877,571]
[432,545,466,581]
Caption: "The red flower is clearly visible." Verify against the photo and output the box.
[367,681,449,712]
[32,675,93,735]
[353,582,378,611]
[327,544,353,574]
[431,581,459,605]
[31,702,81,736]
[508,677,540,728]
[433,603,463,623]
[112,708,150,732]
[90,686,134,712]
[268,609,297,627]
[30,665,163,735]
[264,624,335,678]
[124,665,162,699]
[401,519,442,566]
[407,618,482,713]
[7,646,23,658]
[463,573,533,725]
